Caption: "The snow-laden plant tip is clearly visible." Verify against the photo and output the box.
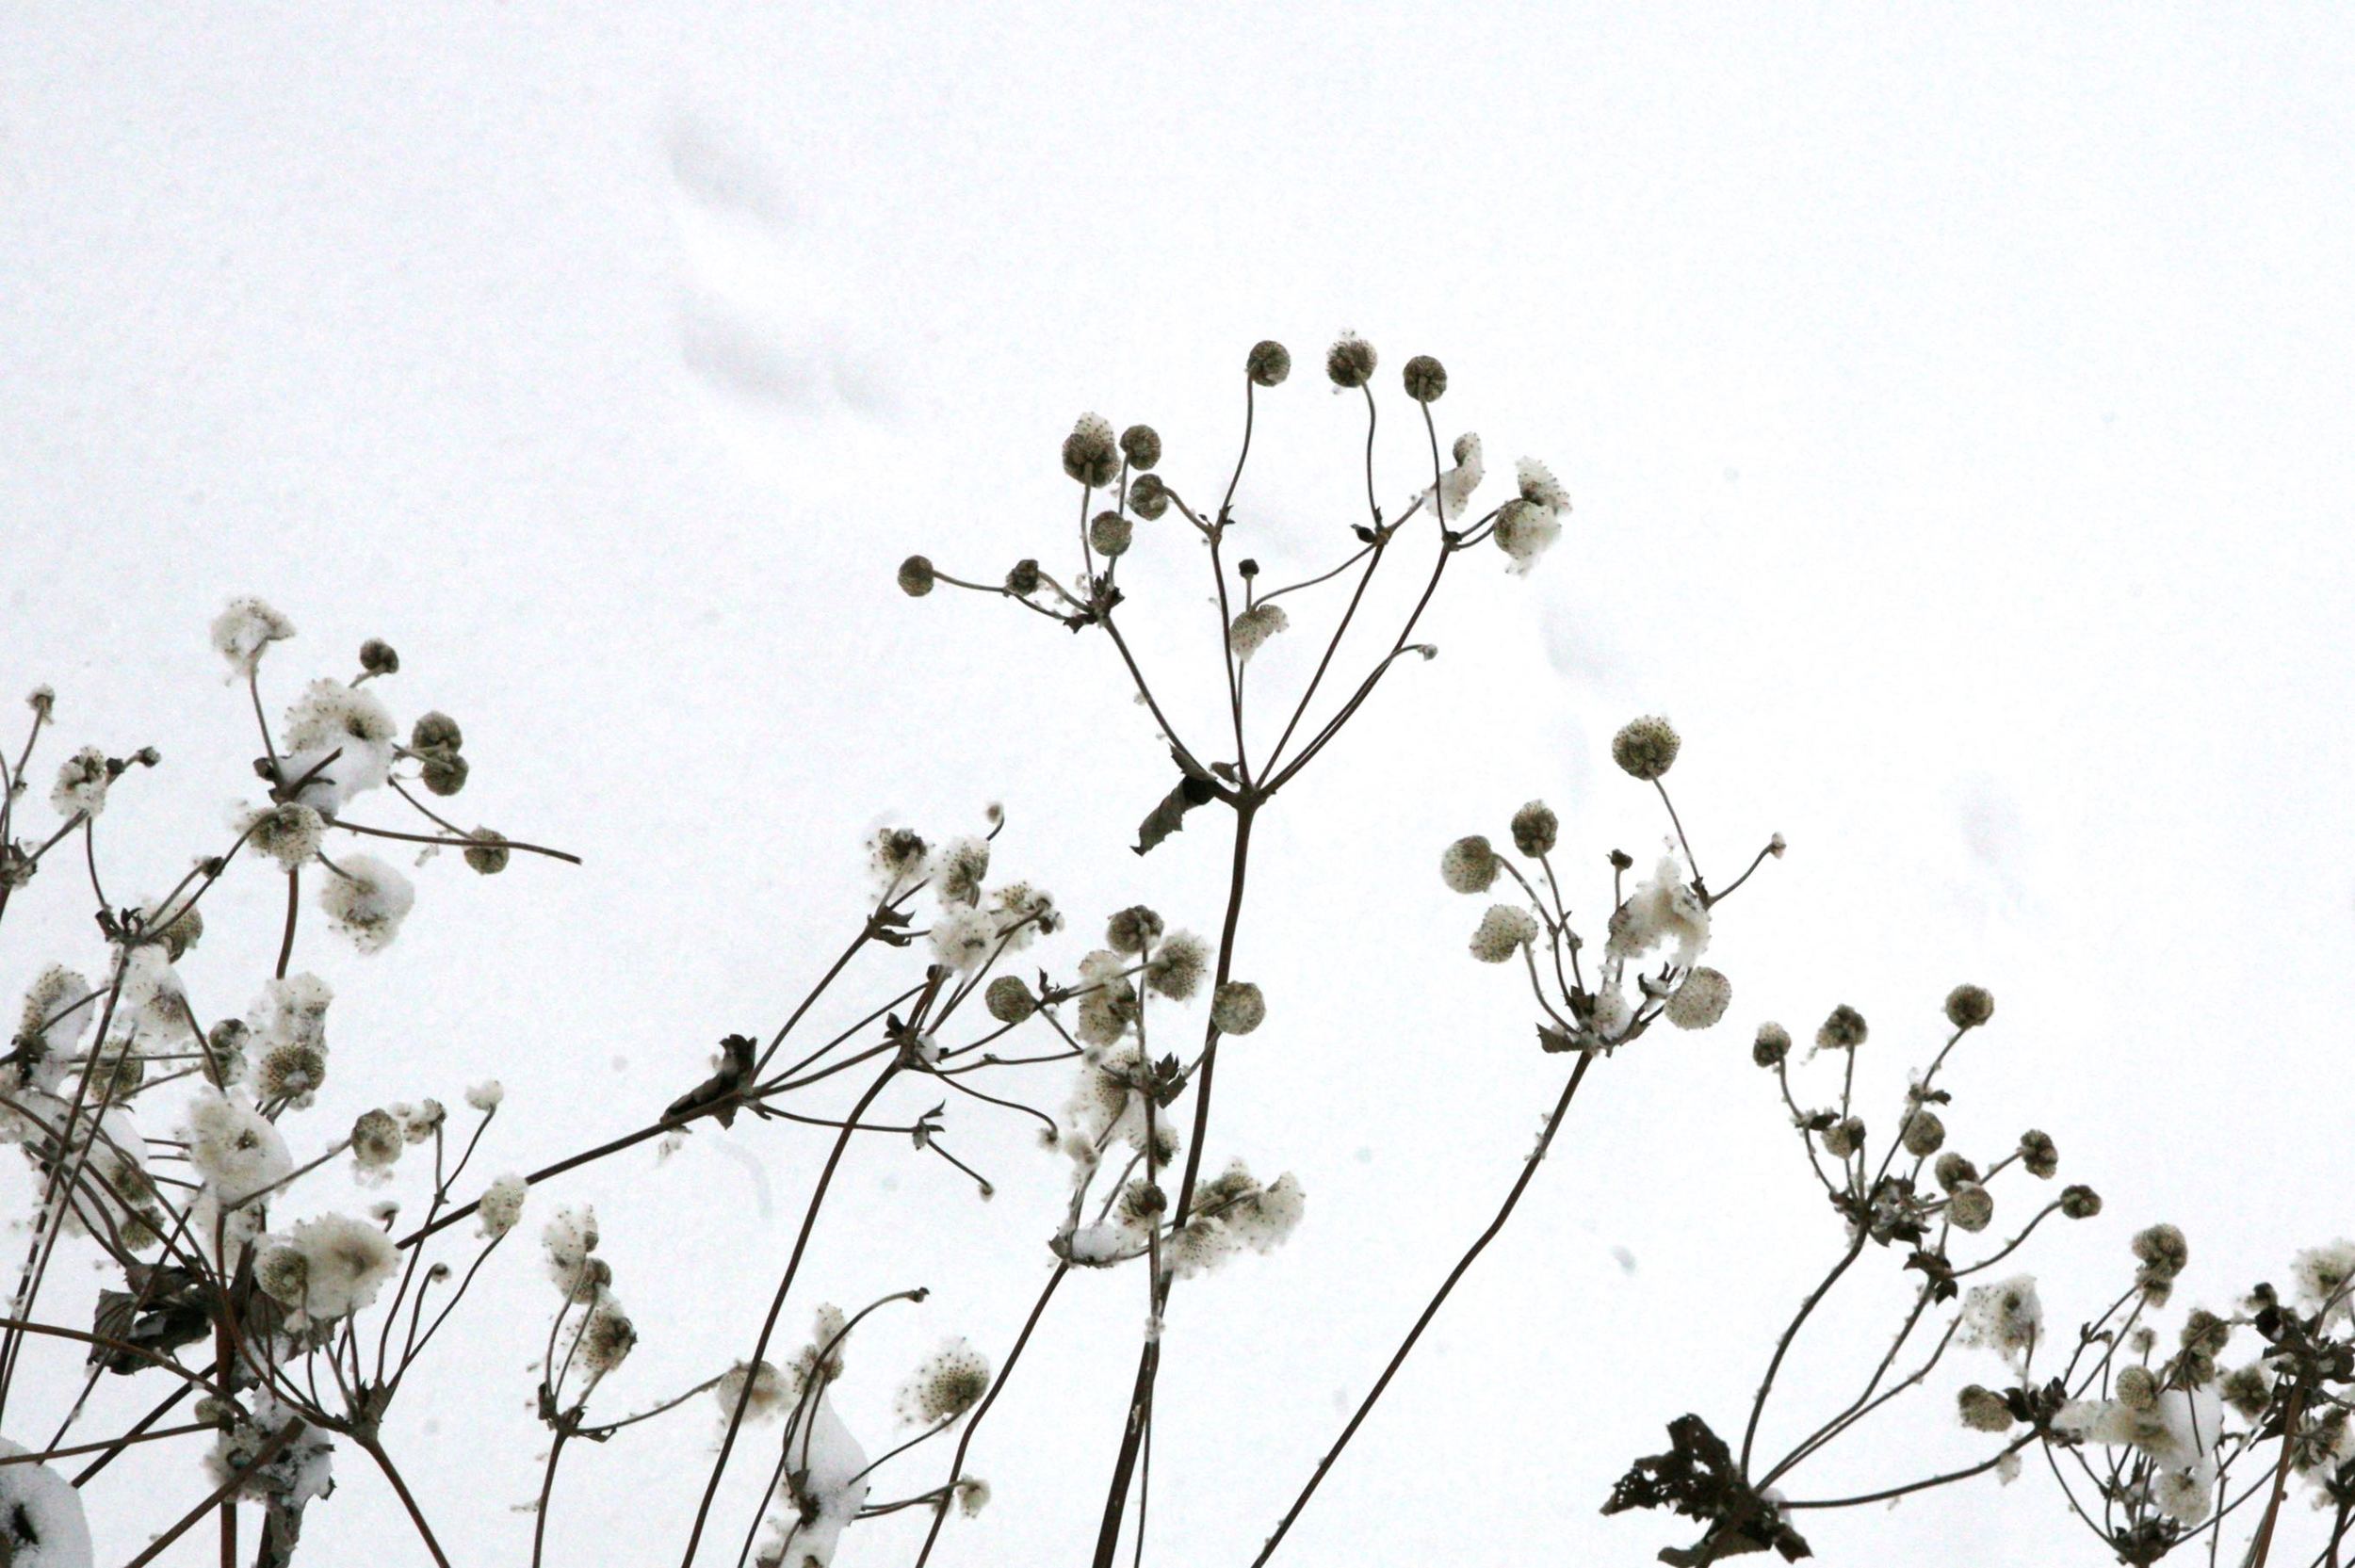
[1,336,2347,1568]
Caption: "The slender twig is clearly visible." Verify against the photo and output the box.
[1252,1052,1599,1565]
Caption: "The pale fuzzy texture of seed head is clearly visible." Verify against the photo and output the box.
[1469,904,1539,963]
[477,1173,528,1238]
[1665,967,1731,1030]
[1228,603,1289,664]
[1145,931,1209,1001]
[1611,715,1681,781]
[1210,981,1265,1036]
[895,1337,993,1426]
[1439,835,1500,895]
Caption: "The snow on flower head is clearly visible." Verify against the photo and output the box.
[544,1204,607,1301]
[13,966,94,1094]
[206,1391,333,1516]
[258,1212,399,1321]
[211,597,297,680]
[763,1381,869,1568]
[317,854,414,953]
[1228,603,1289,664]
[1517,456,1571,516]
[868,827,930,897]
[930,907,1000,972]
[0,1436,95,1567]
[1419,432,1484,523]
[2055,1379,2224,1524]
[1606,856,1711,970]
[277,678,397,811]
[1957,1274,2042,1366]
[49,748,110,821]
[1492,499,1561,574]
[185,1088,293,1206]
[477,1172,528,1238]
[2292,1238,2355,1324]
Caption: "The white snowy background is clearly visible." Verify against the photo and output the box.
[4,3,2352,1563]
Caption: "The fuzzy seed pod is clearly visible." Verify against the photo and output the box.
[1247,340,1291,387]
[1610,716,1681,781]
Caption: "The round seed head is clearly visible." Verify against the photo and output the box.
[1945,984,1995,1029]
[1247,340,1291,386]
[1119,424,1161,472]
[1509,800,1557,858]
[898,556,936,597]
[1325,332,1377,389]
[1402,354,1447,402]
[1611,715,1681,781]
[1210,981,1265,1036]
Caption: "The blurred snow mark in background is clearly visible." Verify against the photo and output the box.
[665,105,901,481]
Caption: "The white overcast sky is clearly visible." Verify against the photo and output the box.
[4,4,2353,1564]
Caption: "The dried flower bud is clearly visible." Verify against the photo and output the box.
[898,556,936,597]
[2017,1129,2058,1179]
[1944,984,1995,1029]
[985,976,1036,1024]
[2116,1365,2159,1411]
[359,639,399,676]
[419,751,469,797]
[1935,1153,1979,1193]
[1901,1109,1947,1157]
[1210,981,1265,1036]
[1128,474,1170,521]
[1611,716,1681,781]
[1948,1182,1994,1233]
[1815,1004,1869,1052]
[1325,332,1376,389]
[1247,340,1291,387]
[1957,1384,2016,1432]
[2133,1223,2188,1301]
[1401,354,1447,402]
[1821,1116,1866,1160]
[411,712,463,753]
[2060,1184,2102,1220]
[2221,1364,2272,1420]
[1090,510,1133,558]
[463,828,510,875]
[1510,800,1557,858]
[1006,558,1042,596]
[350,1109,402,1170]
[1119,424,1161,472]
[1063,413,1120,486]
[2181,1308,2231,1357]
[1751,1023,1791,1068]
[1439,835,1500,895]
[1665,967,1731,1030]
[1106,905,1163,955]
